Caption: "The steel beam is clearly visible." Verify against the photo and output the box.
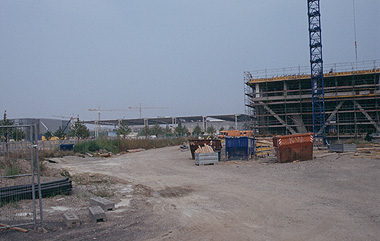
[259,101,297,134]
[317,101,344,135]
[354,101,380,132]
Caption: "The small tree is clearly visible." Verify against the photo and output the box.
[163,125,172,137]
[150,124,163,137]
[116,121,131,139]
[174,123,188,137]
[0,110,14,143]
[183,125,189,136]
[193,125,202,136]
[0,112,25,142]
[69,121,90,142]
[0,110,15,156]
[54,127,66,140]
[12,128,25,141]
[139,126,150,137]
[207,126,216,135]
[44,130,53,140]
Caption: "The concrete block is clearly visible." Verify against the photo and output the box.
[63,211,80,228]
[89,206,107,223]
[90,197,115,211]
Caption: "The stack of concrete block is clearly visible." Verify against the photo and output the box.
[88,197,116,223]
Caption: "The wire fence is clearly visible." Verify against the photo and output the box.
[0,124,43,231]
[0,140,75,155]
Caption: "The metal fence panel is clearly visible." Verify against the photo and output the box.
[0,124,43,231]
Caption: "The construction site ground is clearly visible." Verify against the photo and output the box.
[2,145,380,241]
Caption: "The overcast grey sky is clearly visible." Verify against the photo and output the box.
[1,0,379,121]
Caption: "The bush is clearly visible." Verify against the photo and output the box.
[88,141,101,152]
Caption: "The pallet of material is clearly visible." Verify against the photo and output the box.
[195,153,219,165]
[194,145,215,154]
[255,144,273,157]
[255,138,274,158]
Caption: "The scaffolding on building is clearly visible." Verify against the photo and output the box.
[244,60,380,141]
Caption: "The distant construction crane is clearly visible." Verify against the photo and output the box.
[307,0,327,145]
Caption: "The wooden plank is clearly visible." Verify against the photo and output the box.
[0,223,29,233]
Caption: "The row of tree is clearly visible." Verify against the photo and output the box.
[121,122,224,138]
[2,110,229,142]
[48,122,226,140]
[117,121,189,138]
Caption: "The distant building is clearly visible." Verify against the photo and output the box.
[11,118,71,135]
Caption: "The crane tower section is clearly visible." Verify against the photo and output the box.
[307,0,326,144]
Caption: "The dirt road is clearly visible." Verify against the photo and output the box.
[3,146,380,240]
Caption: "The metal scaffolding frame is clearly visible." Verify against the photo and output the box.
[244,60,380,141]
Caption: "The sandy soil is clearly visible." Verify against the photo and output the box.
[1,145,380,241]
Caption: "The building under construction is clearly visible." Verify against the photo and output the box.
[244,60,380,140]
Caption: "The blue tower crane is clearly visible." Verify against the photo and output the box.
[307,0,327,145]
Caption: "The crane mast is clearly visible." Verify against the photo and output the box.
[307,0,327,145]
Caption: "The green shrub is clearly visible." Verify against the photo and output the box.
[88,141,101,152]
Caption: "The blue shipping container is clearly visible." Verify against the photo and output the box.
[225,137,255,160]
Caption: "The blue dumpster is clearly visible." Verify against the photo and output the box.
[225,137,255,160]
[60,144,74,151]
